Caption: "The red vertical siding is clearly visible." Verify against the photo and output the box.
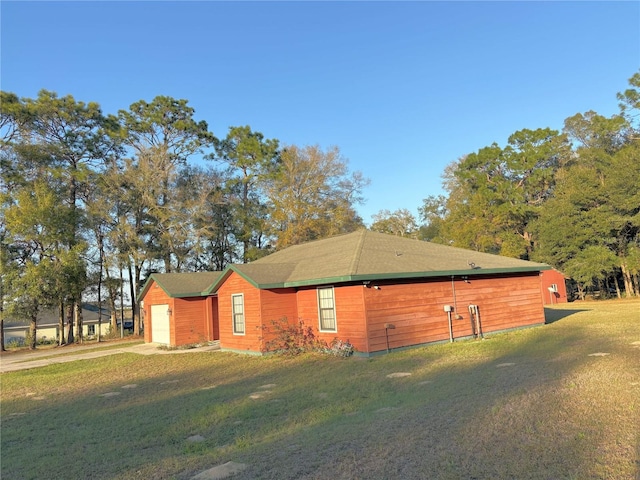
[363,273,545,353]
[173,297,210,346]
[208,296,219,340]
[296,285,368,352]
[258,288,298,350]
[217,272,264,352]
[141,280,218,347]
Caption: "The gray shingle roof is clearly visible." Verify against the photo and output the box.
[210,230,549,291]
[140,271,223,299]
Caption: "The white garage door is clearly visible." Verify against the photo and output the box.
[151,304,171,345]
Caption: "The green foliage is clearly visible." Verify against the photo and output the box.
[438,128,568,258]
[265,144,367,249]
[370,208,419,238]
[211,126,280,262]
[425,70,640,297]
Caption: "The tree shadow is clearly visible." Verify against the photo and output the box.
[544,307,590,324]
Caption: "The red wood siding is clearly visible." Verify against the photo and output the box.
[296,285,368,352]
[364,273,545,353]
[141,280,218,347]
[258,288,298,349]
[208,296,219,341]
[173,297,212,346]
[141,280,174,344]
[217,272,264,352]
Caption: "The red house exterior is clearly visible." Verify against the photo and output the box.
[141,231,553,354]
[205,230,551,355]
[540,269,568,304]
[140,272,221,346]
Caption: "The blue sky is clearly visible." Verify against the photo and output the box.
[2,1,639,224]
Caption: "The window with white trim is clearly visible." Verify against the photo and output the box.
[232,294,245,335]
[317,287,337,332]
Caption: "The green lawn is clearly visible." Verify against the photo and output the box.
[2,299,639,479]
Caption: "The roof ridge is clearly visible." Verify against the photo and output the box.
[348,229,367,275]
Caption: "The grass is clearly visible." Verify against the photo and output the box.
[1,299,639,479]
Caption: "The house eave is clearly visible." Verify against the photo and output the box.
[253,266,550,289]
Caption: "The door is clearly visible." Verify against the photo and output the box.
[151,304,171,345]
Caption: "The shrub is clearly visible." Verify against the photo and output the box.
[264,317,327,355]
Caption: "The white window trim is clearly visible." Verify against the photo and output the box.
[317,287,337,333]
[232,293,245,335]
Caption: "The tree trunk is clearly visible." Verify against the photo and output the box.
[66,303,74,344]
[119,267,125,338]
[128,262,139,336]
[0,317,5,352]
[29,314,37,350]
[613,275,622,299]
[75,301,83,344]
[621,263,634,297]
[97,232,104,342]
[109,298,117,334]
[0,301,5,352]
[58,301,65,345]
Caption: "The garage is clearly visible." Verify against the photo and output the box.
[151,304,170,344]
[139,272,221,347]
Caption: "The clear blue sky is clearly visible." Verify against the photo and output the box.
[2,1,639,224]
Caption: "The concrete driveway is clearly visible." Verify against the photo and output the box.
[0,341,220,373]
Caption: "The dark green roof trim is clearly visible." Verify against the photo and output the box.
[208,265,549,292]
[278,266,548,288]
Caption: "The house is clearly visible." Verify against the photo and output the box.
[139,272,222,346]
[141,230,552,355]
[3,304,118,347]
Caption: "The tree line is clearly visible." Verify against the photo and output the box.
[0,93,367,349]
[371,72,640,301]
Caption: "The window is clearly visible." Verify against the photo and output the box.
[87,325,96,336]
[232,294,245,335]
[317,287,337,332]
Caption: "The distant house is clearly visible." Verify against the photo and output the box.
[3,304,117,347]
[141,230,552,355]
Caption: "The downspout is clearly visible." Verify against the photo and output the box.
[451,276,457,315]
[384,323,395,352]
[451,276,462,319]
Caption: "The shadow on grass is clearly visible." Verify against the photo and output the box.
[544,307,590,324]
[2,305,639,480]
